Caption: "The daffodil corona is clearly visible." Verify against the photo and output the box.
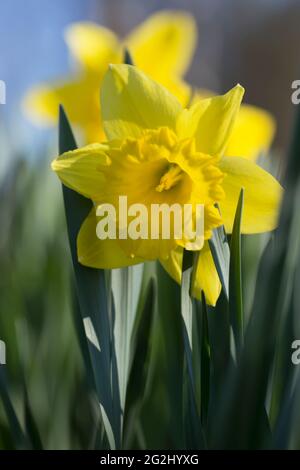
[52,65,282,306]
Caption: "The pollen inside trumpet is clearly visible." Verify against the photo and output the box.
[156,164,183,192]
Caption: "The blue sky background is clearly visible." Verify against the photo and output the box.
[0,0,98,148]
[0,1,93,109]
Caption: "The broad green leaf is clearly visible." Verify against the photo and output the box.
[59,106,121,449]
[123,278,156,447]
[181,250,205,449]
[70,288,96,393]
[207,295,231,394]
[155,262,184,448]
[111,264,144,419]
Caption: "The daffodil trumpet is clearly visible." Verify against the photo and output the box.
[52,64,282,306]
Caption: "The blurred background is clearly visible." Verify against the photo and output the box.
[0,0,300,449]
[1,0,299,151]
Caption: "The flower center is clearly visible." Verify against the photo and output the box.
[155,164,183,192]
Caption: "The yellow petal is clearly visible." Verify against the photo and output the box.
[219,156,283,233]
[125,10,197,78]
[78,208,143,269]
[121,237,178,263]
[160,243,222,306]
[191,241,221,307]
[65,22,120,72]
[101,64,182,140]
[51,144,110,200]
[226,104,276,161]
[23,84,61,127]
[159,246,183,284]
[177,85,244,156]
[23,77,103,142]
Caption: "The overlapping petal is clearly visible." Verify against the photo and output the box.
[191,90,276,161]
[160,243,222,307]
[177,85,245,156]
[191,242,221,306]
[101,64,182,140]
[125,10,197,78]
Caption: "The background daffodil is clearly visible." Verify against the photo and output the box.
[23,10,274,163]
[52,65,282,306]
[192,92,276,162]
[23,10,197,143]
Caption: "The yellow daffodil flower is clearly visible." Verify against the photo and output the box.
[52,65,282,306]
[23,10,197,142]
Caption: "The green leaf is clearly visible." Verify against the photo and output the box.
[59,106,121,449]
[23,382,43,450]
[181,250,194,351]
[70,289,96,393]
[209,107,300,448]
[123,278,156,447]
[269,107,300,432]
[155,262,184,448]
[0,368,27,449]
[181,250,205,449]
[209,219,230,300]
[124,48,134,65]
[126,278,156,404]
[200,293,210,426]
[204,295,231,448]
[229,188,244,354]
[111,264,144,417]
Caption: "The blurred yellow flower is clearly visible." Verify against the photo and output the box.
[226,104,275,161]
[52,65,282,306]
[23,11,275,163]
[23,10,197,142]
[192,92,276,162]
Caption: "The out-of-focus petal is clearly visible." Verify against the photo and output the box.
[219,156,283,233]
[226,104,276,161]
[125,10,197,77]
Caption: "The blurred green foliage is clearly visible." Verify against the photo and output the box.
[1,108,300,450]
[0,151,98,449]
